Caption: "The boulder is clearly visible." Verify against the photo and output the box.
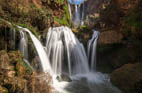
[111,63,142,93]
[56,74,72,82]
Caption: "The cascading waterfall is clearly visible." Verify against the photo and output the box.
[45,26,89,75]
[19,30,28,60]
[15,25,121,93]
[18,26,52,73]
[88,30,99,70]
[45,27,121,93]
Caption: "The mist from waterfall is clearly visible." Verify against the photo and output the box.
[45,26,89,75]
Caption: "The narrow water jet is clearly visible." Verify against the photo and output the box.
[88,30,99,70]
[19,30,28,60]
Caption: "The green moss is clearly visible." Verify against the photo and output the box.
[18,24,39,37]
[63,4,71,26]
[18,58,32,74]
[54,2,71,27]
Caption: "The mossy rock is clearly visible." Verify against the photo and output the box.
[0,85,8,93]
[16,62,27,76]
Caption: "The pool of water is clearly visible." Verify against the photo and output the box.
[52,72,122,93]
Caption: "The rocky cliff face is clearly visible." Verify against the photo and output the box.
[86,0,142,92]
[0,0,71,41]
[0,19,52,93]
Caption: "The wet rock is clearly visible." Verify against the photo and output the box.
[111,63,142,93]
[56,74,72,82]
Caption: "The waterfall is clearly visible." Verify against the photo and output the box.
[81,2,85,25]
[16,26,121,93]
[67,0,85,27]
[18,26,52,73]
[74,5,80,27]
[19,30,28,60]
[88,30,99,70]
[45,26,89,75]
[68,3,72,21]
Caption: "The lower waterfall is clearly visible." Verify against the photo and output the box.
[45,26,121,93]
[17,26,121,93]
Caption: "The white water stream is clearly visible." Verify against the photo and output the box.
[18,26,52,73]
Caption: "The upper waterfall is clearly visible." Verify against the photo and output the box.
[67,0,85,27]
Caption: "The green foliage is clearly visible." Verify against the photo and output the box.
[54,0,64,4]
[54,2,71,27]
[79,25,92,34]
[125,8,142,30]
[18,58,33,74]
[63,4,71,26]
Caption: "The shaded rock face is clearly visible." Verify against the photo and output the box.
[111,63,142,93]
[97,43,142,72]
[116,0,139,15]
[98,30,123,45]
[86,0,106,14]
